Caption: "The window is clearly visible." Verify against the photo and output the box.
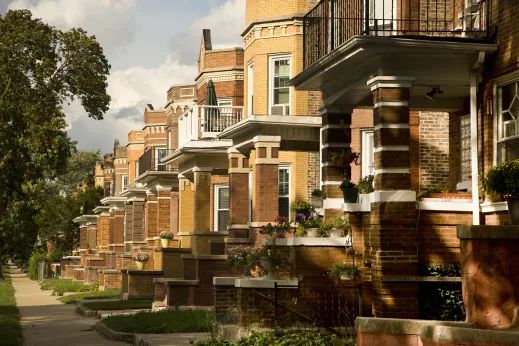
[248,62,254,116]
[460,114,472,181]
[214,185,229,232]
[269,55,291,115]
[278,165,290,218]
[217,99,232,107]
[155,147,167,171]
[497,81,519,163]
[361,130,375,177]
[121,174,128,191]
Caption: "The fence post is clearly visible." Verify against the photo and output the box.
[274,282,278,335]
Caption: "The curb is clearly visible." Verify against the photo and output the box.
[76,304,97,317]
[94,321,135,343]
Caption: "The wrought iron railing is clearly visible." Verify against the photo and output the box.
[304,0,492,67]
[137,148,175,176]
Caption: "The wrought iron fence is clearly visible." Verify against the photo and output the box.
[304,0,492,67]
[137,149,175,176]
[238,283,362,337]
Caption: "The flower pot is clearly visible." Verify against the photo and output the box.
[310,197,323,208]
[340,274,354,280]
[241,267,254,278]
[329,228,344,238]
[260,259,276,280]
[135,261,144,270]
[161,238,171,248]
[85,249,91,254]
[342,188,358,203]
[306,228,319,237]
[507,197,519,225]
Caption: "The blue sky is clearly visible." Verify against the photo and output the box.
[1,0,244,153]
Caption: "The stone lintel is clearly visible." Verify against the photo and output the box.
[355,317,475,335]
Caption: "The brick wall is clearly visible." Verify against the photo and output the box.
[209,175,230,232]
[306,151,320,198]
[127,272,164,299]
[102,271,123,290]
[419,111,450,190]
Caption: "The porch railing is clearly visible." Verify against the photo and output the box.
[137,149,175,176]
[178,105,244,148]
[304,0,492,67]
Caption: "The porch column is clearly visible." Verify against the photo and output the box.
[132,200,145,243]
[178,176,195,233]
[194,168,212,232]
[320,105,352,217]
[79,224,87,250]
[145,191,158,240]
[109,206,125,253]
[252,136,280,223]
[97,208,110,252]
[124,201,135,252]
[228,148,250,238]
[157,185,173,235]
[85,216,98,251]
[367,76,419,318]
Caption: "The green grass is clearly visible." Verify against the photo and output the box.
[0,266,23,346]
[59,289,121,304]
[40,278,97,295]
[102,309,215,334]
[82,300,152,311]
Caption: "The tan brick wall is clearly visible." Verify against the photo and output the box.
[209,175,230,232]
[179,179,195,233]
[246,0,310,24]
[419,111,450,190]
[128,273,162,298]
[194,171,211,232]
[103,272,122,290]
[146,195,158,238]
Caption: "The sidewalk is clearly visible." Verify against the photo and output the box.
[9,266,124,346]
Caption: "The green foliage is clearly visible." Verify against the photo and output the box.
[290,200,313,212]
[0,267,24,346]
[28,252,49,280]
[195,331,355,346]
[329,149,360,179]
[357,175,374,194]
[483,159,519,197]
[227,246,262,271]
[0,9,110,261]
[418,264,465,321]
[320,215,349,232]
[311,189,324,198]
[102,309,215,334]
[82,300,152,311]
[40,278,97,295]
[58,289,121,304]
[328,263,360,279]
[339,179,356,191]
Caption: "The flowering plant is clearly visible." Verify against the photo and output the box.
[320,215,349,232]
[227,246,262,271]
[290,200,313,212]
[260,216,291,238]
[159,231,174,239]
[259,246,290,274]
[297,214,321,229]
[132,252,149,263]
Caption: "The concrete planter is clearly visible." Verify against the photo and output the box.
[135,261,144,270]
[310,197,323,208]
[329,228,344,237]
[306,228,319,237]
[260,259,276,280]
[160,238,171,248]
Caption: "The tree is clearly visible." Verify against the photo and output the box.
[0,10,111,274]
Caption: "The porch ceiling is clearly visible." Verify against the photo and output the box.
[218,115,322,152]
[289,36,498,111]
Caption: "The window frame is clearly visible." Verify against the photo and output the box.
[154,146,167,171]
[361,129,375,178]
[121,174,128,191]
[496,78,519,164]
[247,61,254,116]
[214,184,230,232]
[268,54,292,115]
[217,98,233,107]
[278,164,291,218]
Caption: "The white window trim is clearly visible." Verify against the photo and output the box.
[248,168,253,223]
[121,174,128,191]
[361,129,375,178]
[268,54,292,115]
[247,61,254,117]
[214,184,229,232]
[154,146,167,170]
[495,78,519,165]
[217,98,233,107]
[278,164,291,217]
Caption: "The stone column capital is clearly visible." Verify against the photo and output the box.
[367,76,416,91]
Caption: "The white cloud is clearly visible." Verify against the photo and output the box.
[170,0,245,64]
[8,0,138,55]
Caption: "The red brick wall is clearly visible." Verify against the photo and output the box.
[198,81,244,107]
[209,175,230,232]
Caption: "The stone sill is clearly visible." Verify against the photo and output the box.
[63,256,81,259]
[124,270,164,275]
[355,317,476,335]
[117,254,133,258]
[383,275,461,282]
[213,277,239,286]
[164,279,199,286]
[227,224,248,230]
[177,231,229,236]
[181,254,228,260]
[234,278,299,289]
[224,238,252,244]
[87,258,104,261]
[343,202,370,213]
[457,225,519,239]
[480,201,508,213]
[264,237,350,247]
[101,269,121,274]
[73,268,85,271]
[419,199,473,212]
[153,277,183,283]
[155,248,192,253]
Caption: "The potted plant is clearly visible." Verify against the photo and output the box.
[320,214,349,237]
[132,252,149,270]
[418,186,472,200]
[259,245,290,280]
[357,175,374,204]
[328,263,360,281]
[159,231,174,248]
[260,216,291,238]
[330,149,360,203]
[483,159,519,224]
[291,200,313,218]
[310,189,324,208]
[227,246,262,277]
[296,214,321,237]
[340,179,358,203]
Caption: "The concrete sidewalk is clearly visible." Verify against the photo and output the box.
[9,266,124,346]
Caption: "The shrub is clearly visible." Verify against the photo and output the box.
[28,252,49,280]
[320,215,349,232]
[483,159,519,197]
[132,252,149,263]
[339,178,356,191]
[227,246,261,271]
[260,216,291,238]
[195,331,355,346]
[418,264,465,321]
[159,231,174,239]
[328,263,360,279]
[290,200,313,212]
[357,175,374,194]
[59,289,121,304]
[311,189,324,198]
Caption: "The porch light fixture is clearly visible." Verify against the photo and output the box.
[426,87,443,100]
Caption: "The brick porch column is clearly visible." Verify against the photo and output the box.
[79,225,87,250]
[228,148,250,238]
[252,136,280,223]
[194,168,212,232]
[157,185,173,235]
[85,216,98,250]
[320,105,352,218]
[97,208,110,252]
[109,205,125,252]
[145,192,158,239]
[367,76,418,318]
[170,191,179,236]
[179,176,195,233]
[124,201,135,252]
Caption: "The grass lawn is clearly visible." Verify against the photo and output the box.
[82,300,152,311]
[0,266,23,346]
[102,309,215,334]
[40,278,96,295]
[59,289,121,304]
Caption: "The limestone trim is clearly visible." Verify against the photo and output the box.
[195,69,244,88]
[367,76,416,90]
[373,101,409,107]
[480,201,508,213]
[374,168,410,174]
[322,124,350,130]
[374,145,409,152]
[228,168,249,174]
[322,181,341,185]
[322,143,350,148]
[374,124,409,129]
[372,190,416,202]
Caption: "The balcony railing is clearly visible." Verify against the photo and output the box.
[137,149,175,176]
[178,105,244,148]
[304,0,492,67]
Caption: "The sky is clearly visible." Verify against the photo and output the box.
[0,0,245,153]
